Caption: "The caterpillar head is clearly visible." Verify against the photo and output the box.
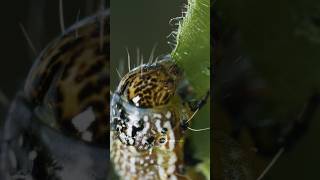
[111,58,189,151]
[116,58,183,108]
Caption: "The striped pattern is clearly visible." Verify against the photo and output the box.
[117,60,182,108]
[23,10,109,146]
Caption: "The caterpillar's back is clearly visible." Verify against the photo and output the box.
[24,10,109,146]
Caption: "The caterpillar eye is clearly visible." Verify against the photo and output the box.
[146,136,155,144]
[158,137,167,144]
[161,127,168,134]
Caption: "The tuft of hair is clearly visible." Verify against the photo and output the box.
[122,46,160,74]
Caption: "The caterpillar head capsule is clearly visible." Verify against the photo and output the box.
[116,58,183,108]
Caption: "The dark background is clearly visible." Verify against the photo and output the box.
[110,0,184,89]
[214,0,320,179]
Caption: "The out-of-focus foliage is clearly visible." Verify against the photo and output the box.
[217,0,320,120]
[214,0,320,179]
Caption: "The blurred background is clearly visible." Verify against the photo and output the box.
[110,0,184,89]
[0,0,102,125]
[213,0,320,179]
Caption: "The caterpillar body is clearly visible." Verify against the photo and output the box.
[23,10,109,146]
[0,8,109,180]
[110,57,204,180]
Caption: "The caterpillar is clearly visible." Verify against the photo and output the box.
[0,4,109,180]
[111,57,184,180]
[108,1,209,179]
[23,10,109,146]
[110,52,208,179]
[0,1,208,180]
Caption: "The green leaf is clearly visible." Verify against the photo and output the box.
[171,0,210,98]
[170,0,210,178]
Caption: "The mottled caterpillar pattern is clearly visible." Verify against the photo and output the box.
[111,59,197,180]
[0,8,110,180]
[24,10,109,146]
